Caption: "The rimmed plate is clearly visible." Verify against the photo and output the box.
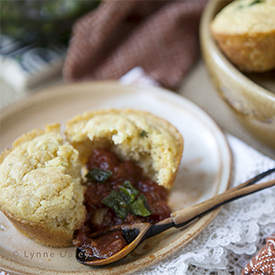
[0,81,232,274]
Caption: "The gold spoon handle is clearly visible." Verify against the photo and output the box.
[222,168,275,194]
[171,177,275,227]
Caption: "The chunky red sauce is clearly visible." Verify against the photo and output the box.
[73,148,171,260]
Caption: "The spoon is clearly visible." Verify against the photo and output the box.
[76,168,275,266]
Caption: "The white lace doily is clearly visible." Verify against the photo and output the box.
[133,134,275,275]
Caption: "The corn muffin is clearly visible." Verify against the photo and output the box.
[211,0,275,72]
[65,109,184,189]
[0,109,183,247]
[0,124,86,247]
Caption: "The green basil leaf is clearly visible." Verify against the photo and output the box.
[102,191,129,220]
[102,181,151,219]
[119,181,139,204]
[85,168,112,183]
[130,194,151,217]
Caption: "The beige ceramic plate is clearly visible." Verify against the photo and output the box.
[0,81,232,274]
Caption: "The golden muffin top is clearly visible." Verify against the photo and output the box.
[211,0,275,35]
[66,109,184,189]
[0,124,85,231]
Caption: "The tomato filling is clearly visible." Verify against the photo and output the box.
[73,148,171,260]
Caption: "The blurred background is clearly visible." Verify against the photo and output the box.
[0,0,274,159]
[0,0,100,90]
[0,2,275,275]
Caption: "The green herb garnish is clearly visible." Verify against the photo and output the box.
[102,191,129,219]
[85,168,112,183]
[119,181,139,204]
[139,130,148,137]
[236,0,264,9]
[102,181,152,219]
[249,0,264,5]
[130,193,151,217]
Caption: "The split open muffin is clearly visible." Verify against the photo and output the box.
[0,109,184,250]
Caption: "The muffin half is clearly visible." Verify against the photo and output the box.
[65,109,184,189]
[0,124,86,247]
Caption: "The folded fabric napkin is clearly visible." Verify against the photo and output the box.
[242,234,275,275]
[63,0,207,90]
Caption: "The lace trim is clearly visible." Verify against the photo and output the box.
[136,134,275,275]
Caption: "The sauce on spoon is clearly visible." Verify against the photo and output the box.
[73,148,172,260]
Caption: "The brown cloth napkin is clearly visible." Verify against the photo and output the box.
[63,0,207,90]
[242,234,275,275]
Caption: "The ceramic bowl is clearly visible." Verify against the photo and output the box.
[200,0,275,149]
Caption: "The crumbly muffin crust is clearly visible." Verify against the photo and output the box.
[0,124,86,247]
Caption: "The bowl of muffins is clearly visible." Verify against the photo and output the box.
[200,0,275,148]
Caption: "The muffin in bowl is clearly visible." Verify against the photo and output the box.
[200,0,275,148]
[210,0,275,72]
